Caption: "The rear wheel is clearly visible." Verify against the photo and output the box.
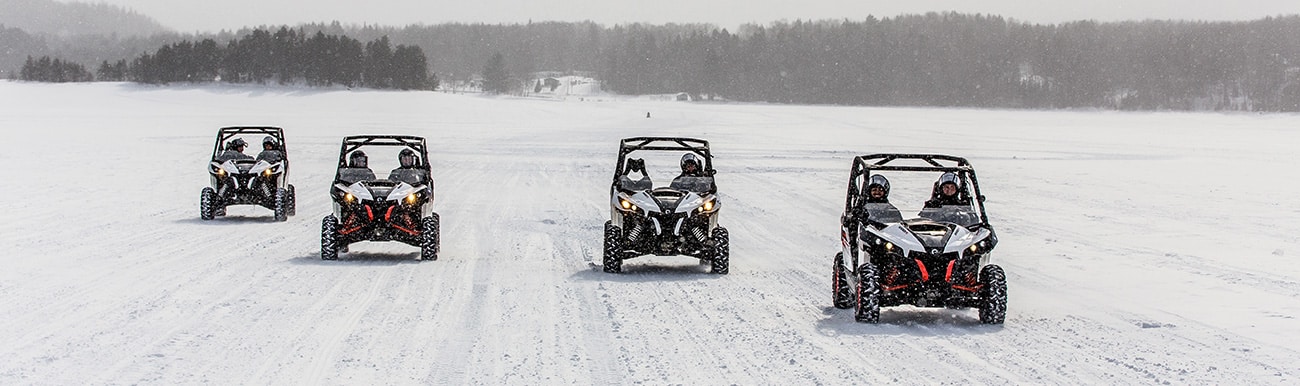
[710,227,730,274]
[602,221,622,273]
[978,265,1008,324]
[200,188,216,220]
[832,252,853,309]
[854,263,881,323]
[321,215,339,260]
[421,213,440,261]
[273,188,288,222]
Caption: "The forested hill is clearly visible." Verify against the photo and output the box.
[9,9,1300,111]
[0,0,169,37]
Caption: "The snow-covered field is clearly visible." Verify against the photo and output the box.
[1,81,1298,384]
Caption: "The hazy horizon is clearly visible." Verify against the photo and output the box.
[63,0,1300,33]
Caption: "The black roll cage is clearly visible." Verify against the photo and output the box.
[612,137,715,188]
[334,135,430,181]
[210,126,287,162]
[846,153,990,226]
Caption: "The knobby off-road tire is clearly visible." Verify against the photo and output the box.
[855,263,881,323]
[200,188,216,220]
[321,215,339,260]
[421,213,440,261]
[832,252,854,309]
[603,221,623,273]
[710,227,730,274]
[286,184,296,216]
[273,188,288,222]
[979,265,1008,324]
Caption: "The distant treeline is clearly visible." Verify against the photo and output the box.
[19,56,92,82]
[11,13,1300,110]
[21,27,435,90]
[112,27,435,90]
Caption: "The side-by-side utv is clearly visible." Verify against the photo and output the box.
[200,126,295,221]
[832,154,1006,324]
[603,137,729,274]
[320,135,440,261]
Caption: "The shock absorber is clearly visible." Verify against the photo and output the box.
[691,226,707,243]
[626,221,644,242]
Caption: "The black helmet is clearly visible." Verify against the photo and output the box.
[228,138,248,150]
[399,148,418,167]
[867,174,890,197]
[348,151,368,168]
[680,153,701,175]
[262,136,278,148]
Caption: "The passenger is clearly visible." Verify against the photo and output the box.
[924,172,970,208]
[865,175,891,203]
[349,151,369,168]
[339,150,376,182]
[217,138,253,162]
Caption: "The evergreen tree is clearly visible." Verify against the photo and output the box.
[482,52,510,94]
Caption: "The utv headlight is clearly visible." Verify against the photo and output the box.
[619,198,636,211]
[701,199,714,212]
[969,244,979,253]
[344,192,356,203]
[262,168,273,177]
[216,168,226,177]
[405,193,417,205]
[884,242,895,252]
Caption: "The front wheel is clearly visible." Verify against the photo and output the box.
[286,184,296,216]
[832,252,853,309]
[200,187,216,220]
[854,263,880,323]
[603,221,622,273]
[421,213,440,261]
[710,227,729,274]
[978,265,1008,324]
[273,188,288,222]
[321,215,339,260]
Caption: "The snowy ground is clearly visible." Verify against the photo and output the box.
[1,81,1299,384]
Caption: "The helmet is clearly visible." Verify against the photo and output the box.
[399,148,418,168]
[867,174,890,198]
[680,153,701,175]
[262,136,278,149]
[937,172,960,196]
[228,138,248,150]
[348,151,368,168]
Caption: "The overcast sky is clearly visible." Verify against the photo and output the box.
[82,0,1300,33]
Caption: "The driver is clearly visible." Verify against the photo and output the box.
[217,138,253,162]
[924,172,970,207]
[678,153,703,177]
[671,153,705,189]
[388,148,424,184]
[256,136,284,163]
